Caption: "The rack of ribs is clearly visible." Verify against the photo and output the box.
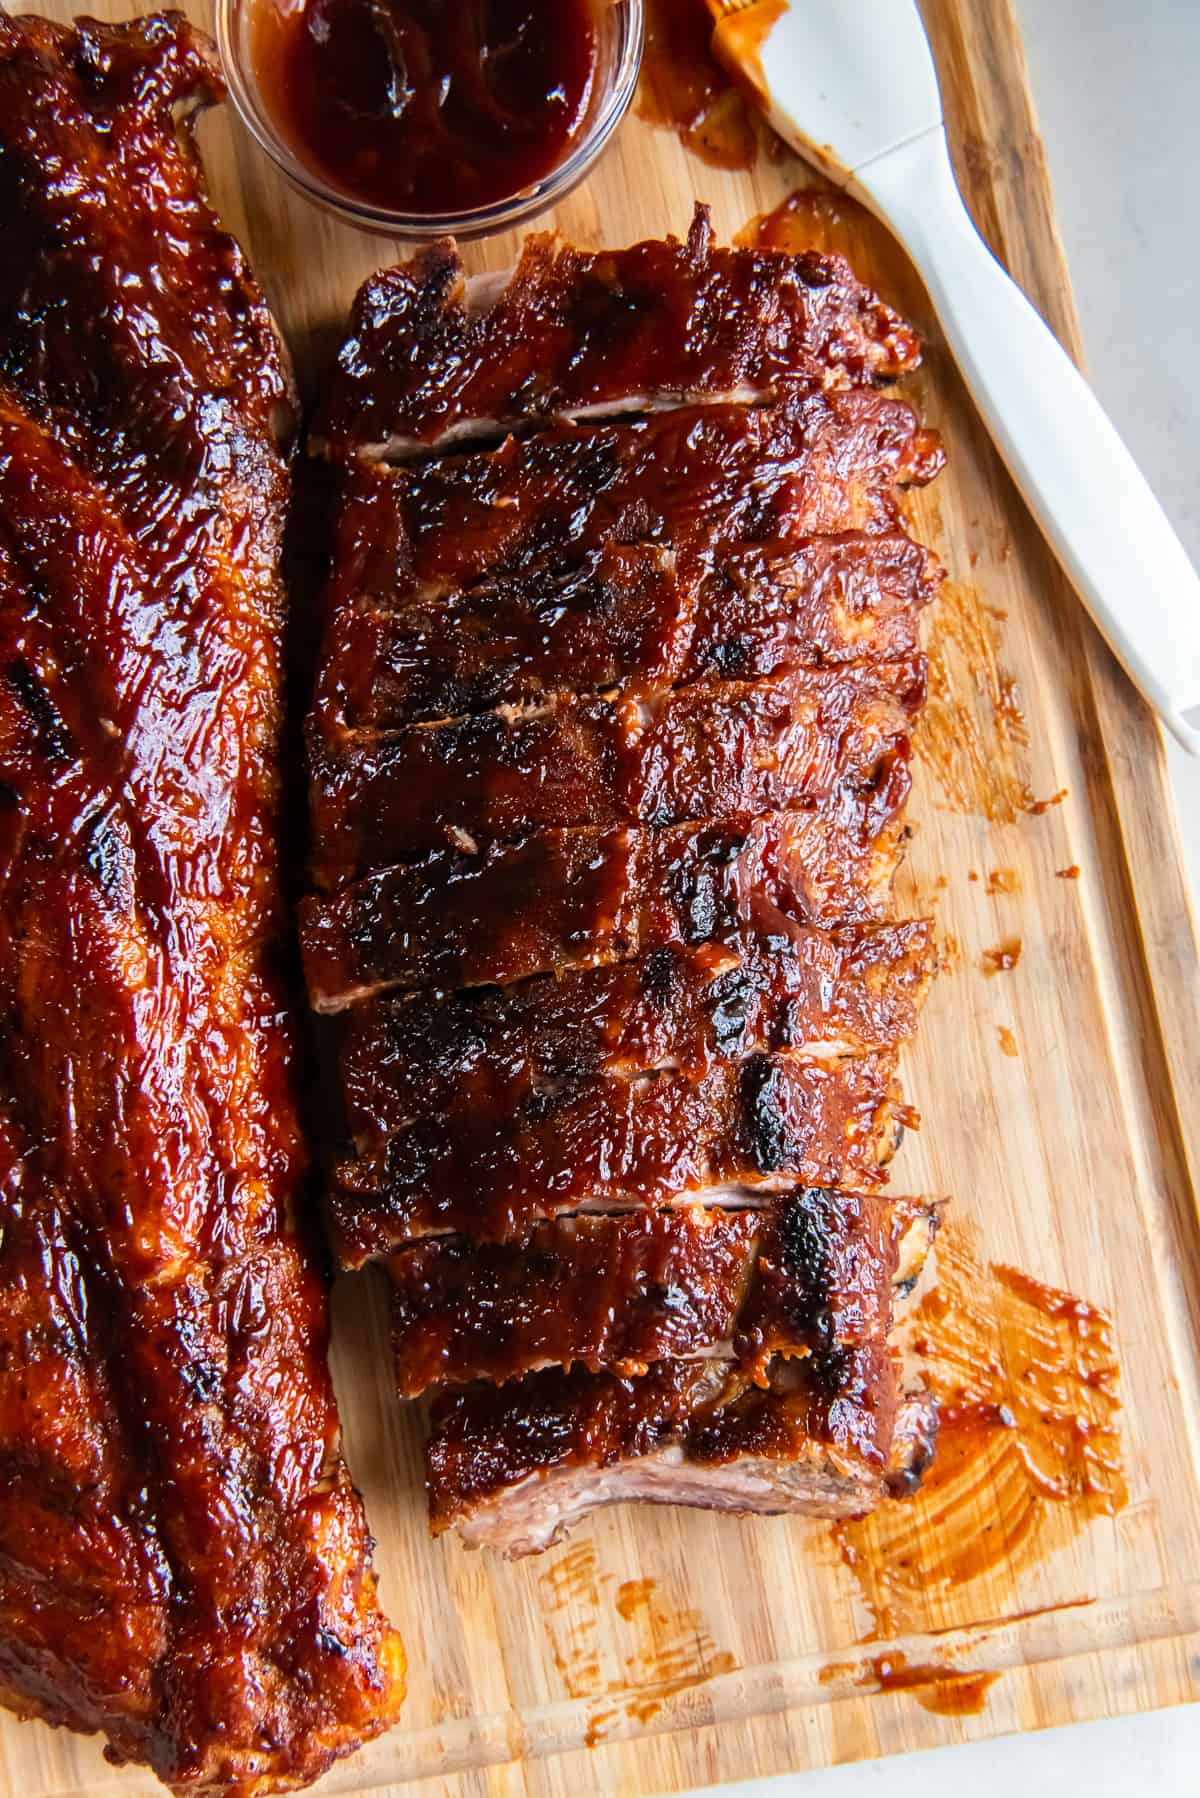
[306,207,943,1555]
[0,13,403,1787]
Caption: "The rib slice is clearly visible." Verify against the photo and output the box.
[0,14,402,1786]
[300,787,914,1010]
[386,1191,937,1395]
[425,1351,938,1557]
[337,924,935,1140]
[330,1047,905,1259]
[310,659,926,885]
[321,530,941,731]
[312,381,941,704]
[312,206,924,459]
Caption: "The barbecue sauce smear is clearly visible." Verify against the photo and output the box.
[637,0,758,168]
[833,1223,1125,1638]
[252,0,600,212]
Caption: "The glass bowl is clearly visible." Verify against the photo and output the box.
[215,0,645,241]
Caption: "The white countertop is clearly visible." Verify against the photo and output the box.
[683,1,1200,1792]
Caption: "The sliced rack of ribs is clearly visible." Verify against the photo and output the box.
[330,1044,907,1257]
[338,925,937,1132]
[414,1192,940,1554]
[322,530,937,733]
[311,389,942,733]
[317,388,941,619]
[328,925,934,1255]
[0,14,403,1788]
[306,208,943,1554]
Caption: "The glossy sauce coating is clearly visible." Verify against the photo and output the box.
[338,922,935,1140]
[326,530,941,730]
[300,795,914,1009]
[252,0,600,214]
[310,659,927,885]
[0,13,403,1786]
[312,389,941,736]
[387,1189,924,1394]
[313,208,924,456]
[317,388,940,627]
[330,1047,902,1256]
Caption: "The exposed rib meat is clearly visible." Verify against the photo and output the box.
[0,14,402,1787]
[300,790,914,1010]
[310,659,927,886]
[425,1352,938,1557]
[330,1048,905,1260]
[386,1192,937,1395]
[312,206,924,459]
[337,925,935,1140]
[320,530,941,730]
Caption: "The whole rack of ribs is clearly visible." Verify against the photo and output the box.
[305,207,943,1555]
[0,13,403,1790]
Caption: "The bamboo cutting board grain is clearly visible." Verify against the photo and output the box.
[8,2,1200,1794]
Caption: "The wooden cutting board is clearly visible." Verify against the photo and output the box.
[8,2,1200,1794]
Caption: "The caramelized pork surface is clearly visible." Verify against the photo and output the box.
[313,207,924,459]
[329,917,930,1251]
[337,925,935,1139]
[331,1047,904,1258]
[426,1353,938,1557]
[316,388,940,616]
[320,530,941,731]
[300,798,914,1011]
[312,383,943,735]
[387,1191,937,1395]
[0,14,402,1788]
[310,659,926,886]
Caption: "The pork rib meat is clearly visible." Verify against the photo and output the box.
[305,211,943,1553]
[0,14,403,1788]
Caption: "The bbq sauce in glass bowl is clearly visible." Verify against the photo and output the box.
[248,0,604,216]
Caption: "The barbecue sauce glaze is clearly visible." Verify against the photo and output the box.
[252,0,601,213]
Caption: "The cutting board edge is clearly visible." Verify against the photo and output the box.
[934,0,1200,1206]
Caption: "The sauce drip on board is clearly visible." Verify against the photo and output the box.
[981,936,1022,975]
[832,1223,1125,1639]
[821,1651,1001,1718]
[537,1550,736,1749]
[637,0,759,169]
[918,581,1040,824]
[251,0,600,213]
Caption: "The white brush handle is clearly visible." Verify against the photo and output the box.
[855,126,1200,756]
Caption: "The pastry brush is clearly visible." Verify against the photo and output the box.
[706,0,1200,756]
